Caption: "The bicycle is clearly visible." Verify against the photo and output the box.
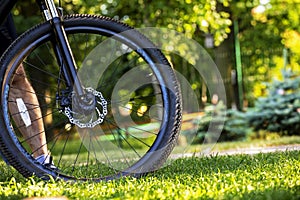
[0,0,182,181]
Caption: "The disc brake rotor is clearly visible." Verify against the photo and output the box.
[63,87,108,128]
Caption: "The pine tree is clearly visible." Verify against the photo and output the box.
[246,70,300,135]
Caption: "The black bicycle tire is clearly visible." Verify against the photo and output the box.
[0,14,182,181]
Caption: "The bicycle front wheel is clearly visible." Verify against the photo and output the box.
[0,14,182,181]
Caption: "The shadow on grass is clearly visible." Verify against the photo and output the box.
[0,161,25,182]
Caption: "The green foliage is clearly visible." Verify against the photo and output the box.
[11,0,233,109]
[11,0,300,108]
[191,70,300,143]
[189,102,251,144]
[0,151,299,199]
[246,70,300,136]
[231,0,300,104]
[13,0,232,45]
[224,109,252,139]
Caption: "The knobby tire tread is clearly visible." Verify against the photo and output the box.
[0,14,182,181]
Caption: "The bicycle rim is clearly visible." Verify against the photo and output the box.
[0,15,182,181]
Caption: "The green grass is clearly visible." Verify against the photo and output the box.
[0,150,299,200]
[174,135,300,154]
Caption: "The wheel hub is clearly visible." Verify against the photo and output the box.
[61,87,108,128]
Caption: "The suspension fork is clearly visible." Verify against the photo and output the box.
[37,0,85,97]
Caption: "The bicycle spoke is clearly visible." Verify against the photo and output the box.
[0,15,181,181]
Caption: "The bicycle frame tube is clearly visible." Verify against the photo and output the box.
[41,0,86,96]
[0,0,18,25]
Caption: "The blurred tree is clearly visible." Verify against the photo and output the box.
[103,0,232,107]
[246,70,300,136]
[12,0,233,109]
[231,0,300,106]
[62,0,232,45]
[13,0,300,108]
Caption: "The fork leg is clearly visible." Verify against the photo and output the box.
[43,0,86,97]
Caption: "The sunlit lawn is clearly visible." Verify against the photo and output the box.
[0,145,299,199]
